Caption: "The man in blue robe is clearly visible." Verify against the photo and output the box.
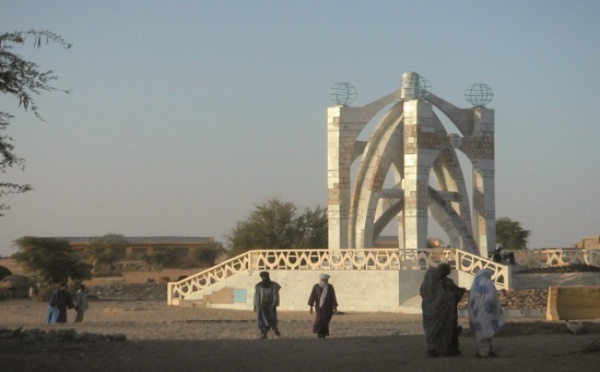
[253,271,281,339]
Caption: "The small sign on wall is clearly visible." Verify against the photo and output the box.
[233,289,247,303]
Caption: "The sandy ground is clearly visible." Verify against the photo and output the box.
[1,299,599,372]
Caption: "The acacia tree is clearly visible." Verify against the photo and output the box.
[143,248,177,271]
[226,198,328,253]
[496,217,530,250]
[85,234,128,275]
[194,242,224,267]
[0,30,71,216]
[295,205,328,249]
[12,236,91,284]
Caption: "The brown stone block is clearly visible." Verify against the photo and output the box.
[206,287,234,304]
[546,286,600,320]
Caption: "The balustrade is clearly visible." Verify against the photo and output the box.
[167,248,597,305]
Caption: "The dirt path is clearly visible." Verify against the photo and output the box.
[1,300,599,372]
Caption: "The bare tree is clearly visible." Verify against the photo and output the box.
[0,30,71,216]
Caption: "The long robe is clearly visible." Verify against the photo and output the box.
[420,267,455,354]
[48,288,74,323]
[253,281,281,331]
[468,269,505,342]
[441,275,466,351]
[74,289,89,323]
[307,283,338,337]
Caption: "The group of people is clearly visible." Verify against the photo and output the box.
[45,283,89,324]
[254,266,505,355]
[420,264,505,358]
[253,271,338,339]
[45,268,502,355]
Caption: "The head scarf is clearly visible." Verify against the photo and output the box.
[468,269,505,341]
[259,271,270,279]
[259,271,271,288]
[318,273,330,308]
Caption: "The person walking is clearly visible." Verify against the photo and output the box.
[74,284,89,323]
[253,271,281,339]
[468,268,505,358]
[420,267,455,357]
[48,282,74,323]
[307,273,338,339]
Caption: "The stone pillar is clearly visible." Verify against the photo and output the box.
[470,106,495,257]
[327,106,369,249]
[402,99,437,249]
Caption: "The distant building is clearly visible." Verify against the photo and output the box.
[54,236,216,265]
[575,236,600,250]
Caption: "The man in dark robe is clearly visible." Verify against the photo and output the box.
[492,247,503,263]
[49,282,74,323]
[438,263,466,356]
[253,271,281,339]
[307,273,338,339]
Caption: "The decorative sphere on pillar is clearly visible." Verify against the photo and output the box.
[465,83,494,106]
[329,82,357,105]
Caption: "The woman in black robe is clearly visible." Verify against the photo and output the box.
[420,267,455,357]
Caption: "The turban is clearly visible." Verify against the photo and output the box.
[319,273,330,280]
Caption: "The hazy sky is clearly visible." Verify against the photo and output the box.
[1,1,598,256]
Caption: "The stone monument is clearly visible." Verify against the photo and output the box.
[327,72,495,257]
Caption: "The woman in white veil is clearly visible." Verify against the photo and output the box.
[468,268,505,358]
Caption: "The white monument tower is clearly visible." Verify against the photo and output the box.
[327,72,495,257]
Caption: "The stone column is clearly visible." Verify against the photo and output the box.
[327,106,367,249]
[470,106,495,257]
[402,99,437,249]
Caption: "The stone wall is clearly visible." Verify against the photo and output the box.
[121,269,201,283]
[185,270,404,312]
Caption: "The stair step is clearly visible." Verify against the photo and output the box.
[180,299,208,308]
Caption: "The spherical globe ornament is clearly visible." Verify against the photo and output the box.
[401,74,431,100]
[465,83,494,106]
[329,82,357,106]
